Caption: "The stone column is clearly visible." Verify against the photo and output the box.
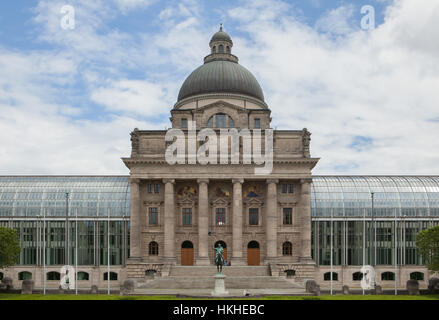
[266,179,279,262]
[196,179,210,265]
[300,179,313,262]
[163,179,176,264]
[232,179,244,265]
[129,178,141,260]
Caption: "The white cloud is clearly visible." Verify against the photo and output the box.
[315,5,355,35]
[113,0,155,14]
[91,79,169,116]
[228,0,439,175]
[2,0,439,176]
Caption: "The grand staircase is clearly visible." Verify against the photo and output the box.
[133,266,309,296]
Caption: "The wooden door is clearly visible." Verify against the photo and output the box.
[181,248,194,266]
[247,248,260,266]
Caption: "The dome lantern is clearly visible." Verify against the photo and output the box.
[175,25,266,108]
[209,24,233,56]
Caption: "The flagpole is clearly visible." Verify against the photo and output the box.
[394,208,398,295]
[75,208,78,295]
[43,208,46,295]
[330,209,333,295]
[107,208,110,295]
[362,205,365,295]
[371,192,375,289]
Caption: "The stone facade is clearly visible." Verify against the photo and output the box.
[122,28,319,282]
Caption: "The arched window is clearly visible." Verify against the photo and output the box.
[207,114,235,128]
[282,242,292,256]
[18,271,32,280]
[324,272,338,281]
[47,271,61,281]
[78,272,89,281]
[182,241,194,249]
[284,270,295,278]
[0,272,3,281]
[352,272,363,281]
[381,272,395,281]
[212,46,216,53]
[410,272,424,281]
[219,45,224,53]
[248,241,260,249]
[104,272,118,281]
[146,270,157,278]
[207,117,213,128]
[226,46,230,53]
[149,241,159,255]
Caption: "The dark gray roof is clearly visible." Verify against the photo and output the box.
[177,60,265,102]
[210,30,233,44]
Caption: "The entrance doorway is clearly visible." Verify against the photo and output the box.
[213,241,227,263]
[247,241,260,266]
[181,241,194,266]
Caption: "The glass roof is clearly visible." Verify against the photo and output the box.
[0,176,438,218]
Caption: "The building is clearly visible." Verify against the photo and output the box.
[1,28,438,291]
[122,26,318,281]
[0,176,438,290]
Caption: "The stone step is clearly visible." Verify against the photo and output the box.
[138,276,303,289]
[170,266,270,277]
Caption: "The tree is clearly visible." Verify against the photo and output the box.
[417,225,439,272]
[0,227,21,269]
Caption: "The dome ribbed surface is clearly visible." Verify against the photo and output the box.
[177,60,265,102]
[210,30,233,44]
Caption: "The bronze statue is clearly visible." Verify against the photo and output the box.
[213,243,225,273]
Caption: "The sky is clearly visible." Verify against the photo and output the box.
[0,0,438,175]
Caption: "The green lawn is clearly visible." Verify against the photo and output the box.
[1,294,438,300]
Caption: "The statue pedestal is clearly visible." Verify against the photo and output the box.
[211,274,229,297]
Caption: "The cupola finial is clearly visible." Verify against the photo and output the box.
[220,23,223,31]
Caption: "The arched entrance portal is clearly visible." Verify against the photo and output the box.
[213,241,227,262]
[181,241,194,266]
[247,241,260,266]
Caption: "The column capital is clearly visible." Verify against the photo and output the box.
[197,178,209,185]
[300,178,313,184]
[266,179,279,184]
[162,178,176,185]
[232,178,244,185]
[129,178,141,185]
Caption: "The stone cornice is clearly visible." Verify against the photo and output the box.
[173,92,269,110]
[123,158,320,166]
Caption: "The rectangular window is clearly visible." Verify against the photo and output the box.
[249,208,259,225]
[154,184,160,194]
[216,114,226,128]
[216,208,226,226]
[254,118,261,129]
[283,208,293,225]
[148,184,154,193]
[148,207,158,225]
[181,118,188,129]
[182,208,192,226]
[282,184,294,193]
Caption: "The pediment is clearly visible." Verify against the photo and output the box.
[177,198,197,206]
[196,101,248,114]
[211,198,231,206]
[244,197,264,206]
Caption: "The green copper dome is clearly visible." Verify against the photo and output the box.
[177,26,265,103]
